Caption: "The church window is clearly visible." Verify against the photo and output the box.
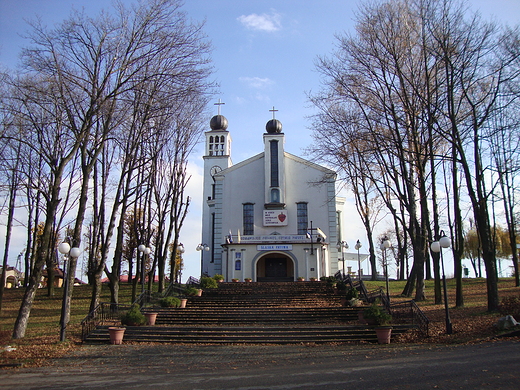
[297,202,308,235]
[271,188,280,203]
[270,140,279,187]
[209,136,214,143]
[243,203,254,235]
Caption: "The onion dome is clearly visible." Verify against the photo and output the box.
[210,114,228,131]
[266,119,282,134]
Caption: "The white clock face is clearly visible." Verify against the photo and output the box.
[210,165,222,177]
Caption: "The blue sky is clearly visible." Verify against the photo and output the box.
[1,0,519,281]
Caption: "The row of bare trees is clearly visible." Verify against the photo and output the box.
[0,0,214,339]
[309,0,520,311]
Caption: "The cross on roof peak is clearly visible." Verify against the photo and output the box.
[214,99,225,115]
[269,106,278,119]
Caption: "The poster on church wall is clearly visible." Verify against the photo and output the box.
[263,210,288,226]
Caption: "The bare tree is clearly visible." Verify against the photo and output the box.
[7,0,213,338]
[310,0,519,310]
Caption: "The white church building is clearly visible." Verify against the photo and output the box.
[199,107,346,282]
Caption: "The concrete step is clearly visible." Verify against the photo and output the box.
[142,306,360,326]
[85,324,413,344]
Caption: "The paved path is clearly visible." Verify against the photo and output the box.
[1,340,519,389]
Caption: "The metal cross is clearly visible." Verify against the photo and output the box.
[214,99,225,115]
[269,106,278,119]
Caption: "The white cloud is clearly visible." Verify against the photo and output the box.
[237,10,282,32]
[239,76,274,89]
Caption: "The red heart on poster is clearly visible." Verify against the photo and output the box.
[278,213,286,222]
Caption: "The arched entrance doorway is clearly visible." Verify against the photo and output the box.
[256,253,294,282]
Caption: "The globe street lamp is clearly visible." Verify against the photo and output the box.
[196,244,210,252]
[354,240,362,280]
[336,241,349,275]
[138,244,151,294]
[380,237,391,303]
[58,242,81,342]
[431,230,453,334]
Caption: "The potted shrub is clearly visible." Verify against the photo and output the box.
[232,278,239,282]
[213,274,224,283]
[310,277,318,282]
[344,287,361,307]
[121,304,146,326]
[363,303,393,344]
[244,277,252,282]
[336,280,347,295]
[200,276,218,289]
[159,296,181,308]
[184,286,201,296]
[297,276,305,281]
[324,276,337,288]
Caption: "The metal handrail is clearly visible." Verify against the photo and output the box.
[134,290,152,306]
[80,302,132,340]
[81,281,192,340]
[164,282,185,297]
[389,300,430,335]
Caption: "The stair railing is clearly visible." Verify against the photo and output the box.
[389,300,430,336]
[81,302,132,340]
[164,282,185,297]
[186,276,200,286]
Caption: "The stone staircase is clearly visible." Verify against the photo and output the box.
[84,281,415,344]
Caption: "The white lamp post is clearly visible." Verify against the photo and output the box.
[380,238,391,303]
[431,230,453,334]
[336,241,349,275]
[58,242,81,342]
[196,244,210,279]
[138,245,151,293]
[354,240,362,280]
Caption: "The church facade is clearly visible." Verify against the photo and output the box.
[200,108,345,282]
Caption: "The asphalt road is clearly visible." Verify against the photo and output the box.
[1,340,519,389]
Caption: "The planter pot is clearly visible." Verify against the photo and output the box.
[145,312,158,326]
[196,289,203,296]
[375,326,393,344]
[180,298,188,308]
[245,279,252,283]
[108,327,126,345]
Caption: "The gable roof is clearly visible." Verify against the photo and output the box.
[213,151,336,178]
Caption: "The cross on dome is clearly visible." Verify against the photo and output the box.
[214,99,225,115]
[269,106,278,119]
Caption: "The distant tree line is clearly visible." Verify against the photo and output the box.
[0,0,214,339]
[310,0,520,311]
